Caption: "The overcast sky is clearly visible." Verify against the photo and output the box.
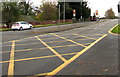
[30,0,120,17]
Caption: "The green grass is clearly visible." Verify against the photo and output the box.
[33,24,56,28]
[0,28,11,31]
[33,22,73,28]
[111,24,120,34]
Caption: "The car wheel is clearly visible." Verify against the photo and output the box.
[19,27,23,31]
[29,26,32,29]
[12,29,15,31]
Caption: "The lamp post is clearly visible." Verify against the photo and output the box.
[58,4,61,31]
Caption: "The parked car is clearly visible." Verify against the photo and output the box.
[11,21,33,31]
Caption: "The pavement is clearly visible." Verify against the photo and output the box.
[1,19,119,77]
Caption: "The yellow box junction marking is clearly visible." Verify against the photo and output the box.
[1,43,91,54]
[35,36,67,62]
[45,34,108,77]
[51,33,87,47]
[1,33,49,44]
[73,34,97,40]
[8,41,15,77]
[0,52,78,64]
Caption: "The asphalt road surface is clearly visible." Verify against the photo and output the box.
[1,19,119,77]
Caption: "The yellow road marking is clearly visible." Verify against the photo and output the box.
[2,42,40,47]
[0,52,78,64]
[83,43,91,45]
[8,41,15,77]
[1,42,91,54]
[73,34,97,40]
[46,40,67,43]
[74,39,89,41]
[40,37,59,40]
[0,41,13,44]
[108,24,120,35]
[46,34,108,77]
[2,39,89,47]
[1,34,49,44]
[87,34,104,36]
[51,33,87,47]
[28,72,50,77]
[1,44,80,54]
[35,36,67,62]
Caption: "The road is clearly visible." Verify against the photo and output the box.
[1,19,119,77]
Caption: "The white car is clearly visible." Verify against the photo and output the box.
[11,21,33,31]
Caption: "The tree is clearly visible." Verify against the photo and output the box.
[37,2,58,21]
[2,2,20,28]
[105,8,115,19]
[18,1,33,15]
[58,2,91,20]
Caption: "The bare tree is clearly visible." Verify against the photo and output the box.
[35,1,58,21]
[105,8,115,19]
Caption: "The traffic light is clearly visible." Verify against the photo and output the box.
[73,9,76,17]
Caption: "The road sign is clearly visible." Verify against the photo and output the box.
[96,10,98,15]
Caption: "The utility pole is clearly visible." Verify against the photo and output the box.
[58,5,61,31]
[63,0,65,22]
[81,2,83,20]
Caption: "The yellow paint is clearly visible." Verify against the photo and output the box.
[45,34,108,77]
[35,36,67,62]
[75,39,89,41]
[108,24,120,35]
[46,40,66,43]
[28,72,50,77]
[73,34,97,40]
[0,52,78,64]
[1,34,49,44]
[8,41,15,77]
[0,44,80,54]
[51,33,87,47]
[2,42,40,47]
[1,42,91,54]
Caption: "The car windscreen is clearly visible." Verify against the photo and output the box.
[13,23,19,25]
[20,22,29,24]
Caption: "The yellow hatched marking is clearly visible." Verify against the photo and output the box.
[51,33,87,47]
[2,42,40,47]
[1,34,49,44]
[45,34,108,77]
[46,40,67,43]
[1,42,91,54]
[88,34,105,36]
[73,34,97,40]
[1,44,79,54]
[0,52,78,64]
[83,43,91,45]
[35,36,67,62]
[8,41,15,77]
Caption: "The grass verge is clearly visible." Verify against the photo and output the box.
[0,28,11,31]
[111,24,120,34]
[33,22,73,28]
